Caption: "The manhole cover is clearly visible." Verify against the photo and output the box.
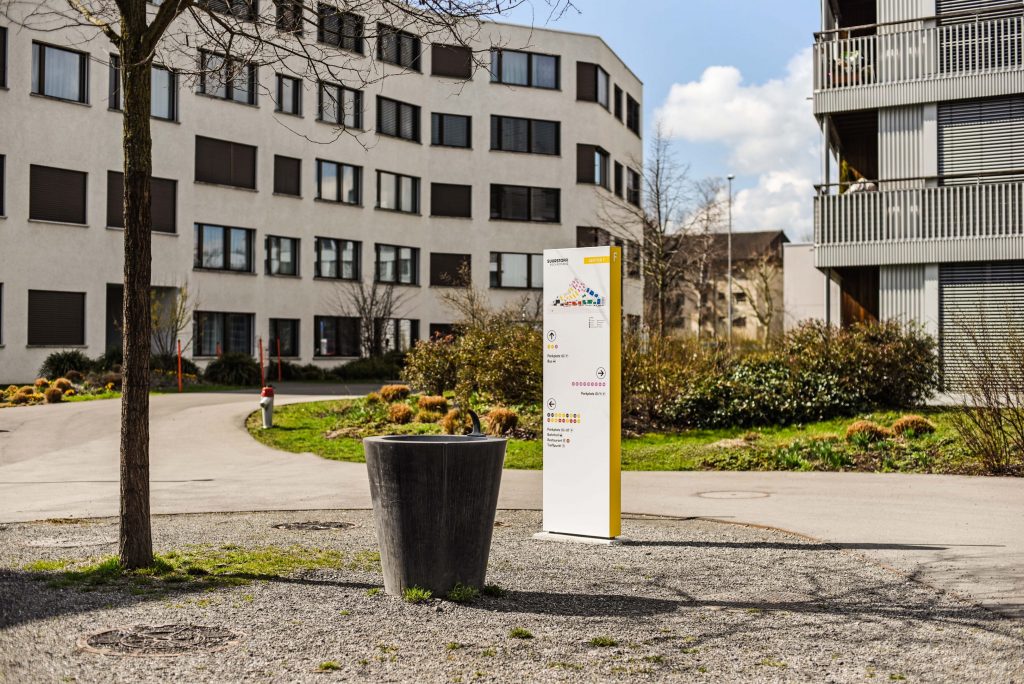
[696,491,770,499]
[24,536,116,548]
[272,521,354,531]
[78,624,240,657]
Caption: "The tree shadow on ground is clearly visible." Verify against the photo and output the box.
[627,540,1003,551]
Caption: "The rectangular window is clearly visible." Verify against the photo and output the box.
[273,155,301,196]
[314,237,359,279]
[317,5,363,53]
[376,171,419,213]
[194,136,257,189]
[198,0,258,21]
[430,183,471,218]
[490,116,559,155]
[109,57,177,120]
[489,253,542,289]
[0,26,7,88]
[318,82,362,128]
[193,223,255,272]
[627,168,641,206]
[106,171,177,233]
[379,318,419,352]
[0,155,5,216]
[576,61,609,108]
[375,244,419,285]
[314,315,360,357]
[430,253,471,287]
[30,165,87,224]
[275,74,301,115]
[626,95,641,135]
[614,85,623,120]
[490,184,559,223]
[431,113,471,148]
[266,235,299,276]
[275,0,303,33]
[269,318,300,357]
[431,43,472,79]
[377,24,420,70]
[28,290,86,346]
[198,50,257,104]
[576,226,610,247]
[32,42,88,103]
[577,144,609,187]
[490,49,559,89]
[316,159,361,204]
[377,96,420,142]
[626,239,641,278]
[195,311,254,356]
[614,161,623,197]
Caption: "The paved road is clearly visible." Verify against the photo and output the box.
[1,390,1021,618]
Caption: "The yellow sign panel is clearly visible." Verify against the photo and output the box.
[583,256,610,264]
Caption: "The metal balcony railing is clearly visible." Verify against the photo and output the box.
[815,175,1024,247]
[814,9,1024,92]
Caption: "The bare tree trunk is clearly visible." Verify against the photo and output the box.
[119,3,154,569]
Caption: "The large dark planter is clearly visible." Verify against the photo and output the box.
[363,434,506,596]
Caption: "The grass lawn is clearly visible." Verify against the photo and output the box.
[247,399,976,474]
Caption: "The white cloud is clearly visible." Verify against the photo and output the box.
[655,48,819,241]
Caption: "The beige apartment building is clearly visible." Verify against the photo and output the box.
[0,2,643,380]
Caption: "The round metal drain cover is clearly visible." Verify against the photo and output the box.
[272,521,354,531]
[696,491,770,499]
[78,624,240,657]
[25,536,116,548]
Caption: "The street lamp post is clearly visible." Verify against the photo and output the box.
[727,174,734,345]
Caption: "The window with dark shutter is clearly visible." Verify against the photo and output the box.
[317,5,363,52]
[614,85,623,120]
[577,144,596,184]
[431,44,472,79]
[626,95,641,135]
[0,27,7,89]
[269,318,300,356]
[614,161,623,197]
[576,62,597,101]
[378,24,420,70]
[576,226,610,247]
[490,49,559,89]
[431,113,471,147]
[430,252,471,286]
[195,136,257,189]
[27,290,85,345]
[0,155,5,217]
[377,96,420,141]
[275,0,303,33]
[273,155,301,196]
[106,171,177,232]
[490,116,559,155]
[30,165,87,224]
[430,183,471,218]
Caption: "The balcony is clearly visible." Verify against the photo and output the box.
[813,11,1024,114]
[814,176,1024,268]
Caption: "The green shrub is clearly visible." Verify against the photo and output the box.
[891,414,936,437]
[508,627,533,639]
[151,352,201,376]
[401,335,458,395]
[415,409,442,423]
[417,395,448,413]
[65,370,84,384]
[365,391,382,404]
[40,350,93,379]
[203,353,260,386]
[445,583,479,604]
[331,352,404,381]
[92,348,123,372]
[379,384,411,402]
[485,407,518,436]
[266,361,324,381]
[402,586,432,603]
[589,636,617,647]
[387,403,414,424]
[43,387,64,404]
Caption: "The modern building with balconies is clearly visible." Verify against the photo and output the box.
[814,0,1024,387]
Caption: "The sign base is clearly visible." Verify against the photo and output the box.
[533,532,630,546]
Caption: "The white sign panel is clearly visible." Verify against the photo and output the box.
[541,246,621,539]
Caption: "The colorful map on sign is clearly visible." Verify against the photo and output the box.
[552,278,605,307]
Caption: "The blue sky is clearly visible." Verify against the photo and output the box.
[501,0,822,239]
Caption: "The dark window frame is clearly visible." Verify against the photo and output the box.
[313,315,361,357]
[489,184,560,223]
[489,48,560,89]
[429,182,472,218]
[614,161,624,197]
[376,95,421,142]
[431,112,472,148]
[197,49,257,105]
[614,84,623,120]
[376,170,420,214]
[0,26,7,89]
[269,317,300,357]
[107,171,177,233]
[489,252,543,290]
[265,234,300,276]
[31,41,89,104]
[429,252,471,287]
[194,310,254,356]
[577,61,609,108]
[314,236,360,280]
[275,0,303,33]
[109,55,178,120]
[317,81,362,128]
[273,154,302,196]
[375,243,420,285]
[489,115,560,155]
[626,94,641,136]
[275,73,302,115]
[316,4,364,54]
[29,164,88,224]
[376,23,421,71]
[193,223,256,273]
[0,154,5,217]
[315,158,362,205]
[27,289,86,346]
[194,135,257,189]
[430,43,472,79]
[626,167,641,206]
[198,0,259,22]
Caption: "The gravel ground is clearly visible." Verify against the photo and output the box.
[1,510,1022,683]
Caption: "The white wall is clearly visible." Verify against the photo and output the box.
[783,243,839,329]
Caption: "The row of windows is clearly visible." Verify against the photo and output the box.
[14,31,639,136]
[11,158,573,227]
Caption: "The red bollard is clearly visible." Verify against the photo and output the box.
[258,336,265,387]
[276,338,282,382]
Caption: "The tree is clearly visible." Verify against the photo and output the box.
[150,283,198,358]
[2,0,571,568]
[333,278,409,357]
[734,249,782,343]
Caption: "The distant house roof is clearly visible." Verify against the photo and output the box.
[672,230,790,262]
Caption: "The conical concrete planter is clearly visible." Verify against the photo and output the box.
[363,434,506,597]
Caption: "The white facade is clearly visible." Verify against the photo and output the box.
[782,243,840,330]
[0,4,644,382]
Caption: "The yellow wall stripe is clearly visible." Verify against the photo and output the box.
[609,246,622,538]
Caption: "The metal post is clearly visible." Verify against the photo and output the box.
[176,339,183,393]
[727,174,735,345]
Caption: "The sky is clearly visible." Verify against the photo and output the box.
[500,0,822,241]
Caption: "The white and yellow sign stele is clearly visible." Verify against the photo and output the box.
[540,246,622,540]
